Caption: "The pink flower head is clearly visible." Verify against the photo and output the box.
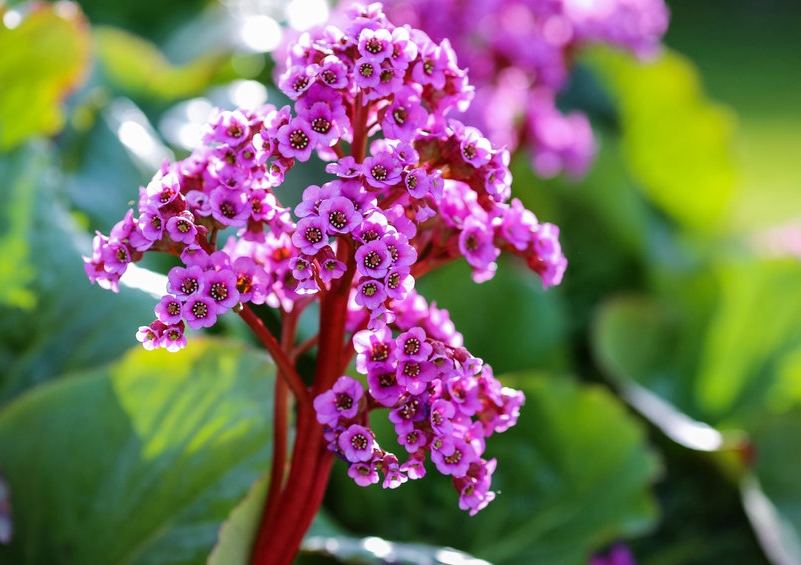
[319,195,362,234]
[348,460,380,486]
[277,117,316,162]
[338,424,376,463]
[362,152,402,190]
[292,216,329,255]
[314,375,365,427]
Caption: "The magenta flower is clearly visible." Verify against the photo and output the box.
[355,239,393,278]
[314,375,364,427]
[362,152,403,191]
[318,195,362,234]
[277,117,316,162]
[155,295,183,325]
[292,216,329,255]
[348,461,380,486]
[183,295,218,329]
[338,424,376,462]
[204,268,241,313]
[366,362,404,407]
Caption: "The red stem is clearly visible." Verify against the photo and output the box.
[238,304,310,409]
[261,311,299,535]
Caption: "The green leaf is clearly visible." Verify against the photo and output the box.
[208,473,269,565]
[325,373,660,565]
[0,2,92,149]
[94,26,227,101]
[0,145,41,310]
[300,534,493,565]
[745,410,801,564]
[586,47,737,232]
[0,143,157,404]
[696,257,801,418]
[416,257,570,375]
[591,294,684,406]
[0,338,274,564]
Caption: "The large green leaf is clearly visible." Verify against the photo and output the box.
[0,338,274,564]
[0,2,92,149]
[695,257,801,419]
[586,47,737,233]
[325,373,660,565]
[0,143,157,404]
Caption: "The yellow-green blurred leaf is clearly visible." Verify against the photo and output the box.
[94,25,227,100]
[697,257,801,417]
[587,47,738,232]
[0,2,92,149]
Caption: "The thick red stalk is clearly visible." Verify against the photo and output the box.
[238,305,310,409]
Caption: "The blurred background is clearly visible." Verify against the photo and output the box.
[1,0,800,563]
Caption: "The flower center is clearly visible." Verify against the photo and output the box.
[293,76,309,92]
[329,210,347,230]
[305,226,323,244]
[365,37,383,54]
[377,371,396,387]
[181,278,199,295]
[311,117,331,134]
[403,337,420,356]
[210,282,229,302]
[192,301,209,318]
[371,343,390,362]
[359,63,374,78]
[393,107,408,126]
[220,201,237,219]
[444,450,462,465]
[362,282,378,297]
[321,69,337,84]
[167,301,181,316]
[403,362,421,378]
[363,250,382,269]
[371,164,388,181]
[289,130,309,150]
[335,392,353,411]
[351,433,369,450]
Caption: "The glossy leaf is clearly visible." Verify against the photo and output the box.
[208,473,269,565]
[325,373,660,565]
[0,2,91,149]
[696,257,801,419]
[0,338,274,564]
[587,47,737,232]
[0,143,156,404]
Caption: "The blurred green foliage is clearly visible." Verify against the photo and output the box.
[0,0,800,564]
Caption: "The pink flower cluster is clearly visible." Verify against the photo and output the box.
[317,292,524,514]
[380,0,669,178]
[84,1,567,513]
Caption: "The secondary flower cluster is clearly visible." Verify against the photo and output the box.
[83,1,566,513]
[379,0,669,178]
